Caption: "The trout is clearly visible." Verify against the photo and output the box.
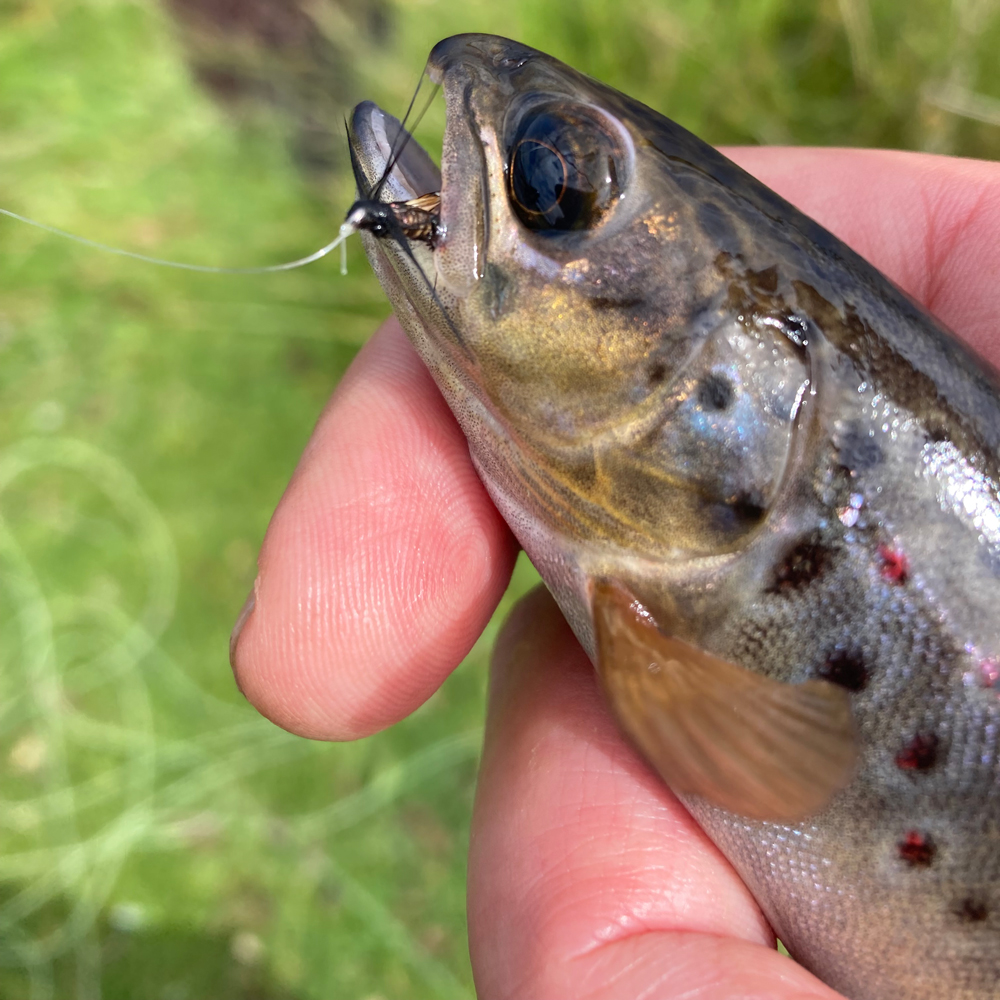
[346,34,1000,1000]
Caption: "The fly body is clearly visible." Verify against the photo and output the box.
[345,193,441,247]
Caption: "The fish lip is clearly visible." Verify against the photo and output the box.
[347,100,441,202]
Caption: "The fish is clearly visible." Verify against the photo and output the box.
[346,33,1000,1000]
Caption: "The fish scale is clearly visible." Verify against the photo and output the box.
[704,530,998,996]
[347,34,1000,998]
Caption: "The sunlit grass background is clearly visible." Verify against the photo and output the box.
[0,0,998,997]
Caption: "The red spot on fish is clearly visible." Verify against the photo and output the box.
[898,830,935,867]
[895,733,939,771]
[978,658,1000,688]
[878,544,909,584]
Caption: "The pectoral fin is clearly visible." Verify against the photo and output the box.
[593,581,857,822]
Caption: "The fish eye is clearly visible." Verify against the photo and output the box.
[506,102,627,232]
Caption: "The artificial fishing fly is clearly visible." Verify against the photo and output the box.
[0,205,356,276]
[343,192,441,247]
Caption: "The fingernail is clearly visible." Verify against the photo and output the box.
[229,583,257,673]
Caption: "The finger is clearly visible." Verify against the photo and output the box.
[724,147,1000,360]
[469,587,842,1000]
[231,317,517,740]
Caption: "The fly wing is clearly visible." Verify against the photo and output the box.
[593,581,857,822]
[405,192,442,214]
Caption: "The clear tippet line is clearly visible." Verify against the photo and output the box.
[0,206,355,276]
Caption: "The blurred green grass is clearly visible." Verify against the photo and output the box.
[0,0,997,997]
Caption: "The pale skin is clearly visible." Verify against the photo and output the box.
[230,149,1000,1000]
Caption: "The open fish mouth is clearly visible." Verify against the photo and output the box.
[345,85,486,368]
[347,100,442,207]
[345,91,450,332]
[345,96,468,335]
[348,39,511,304]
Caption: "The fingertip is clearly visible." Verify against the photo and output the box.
[231,318,517,741]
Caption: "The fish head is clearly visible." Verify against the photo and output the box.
[349,34,812,564]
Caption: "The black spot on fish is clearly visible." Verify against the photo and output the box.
[714,250,740,275]
[837,427,883,471]
[648,361,667,386]
[818,650,869,692]
[483,264,512,321]
[731,492,766,523]
[895,733,939,771]
[898,831,935,867]
[697,372,735,411]
[768,537,831,593]
[749,265,778,294]
[955,897,989,922]
[779,313,810,349]
[926,423,949,444]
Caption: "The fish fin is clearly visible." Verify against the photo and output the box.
[592,580,857,822]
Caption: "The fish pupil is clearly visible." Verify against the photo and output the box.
[511,138,568,217]
[506,103,625,232]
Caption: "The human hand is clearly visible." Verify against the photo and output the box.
[229,148,1000,999]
